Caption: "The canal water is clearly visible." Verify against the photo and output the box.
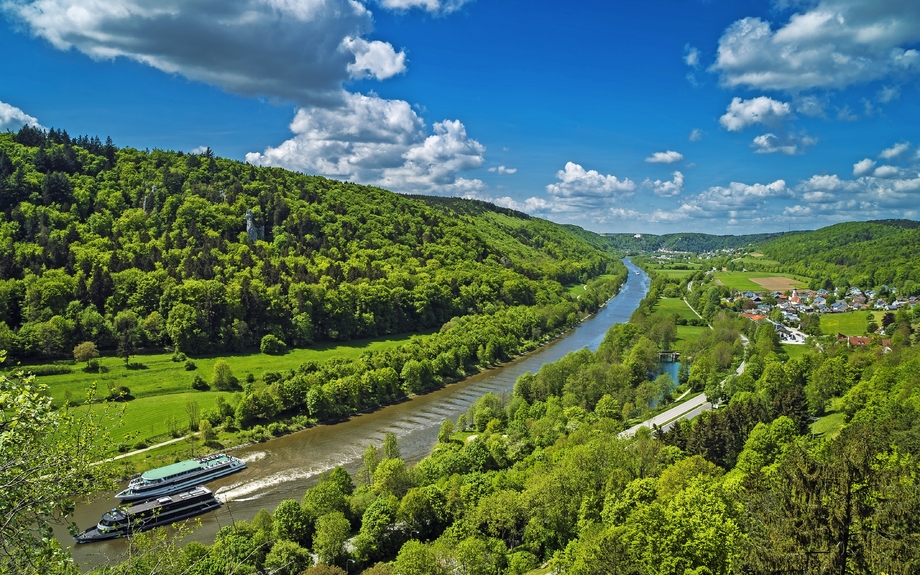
[63,259,650,570]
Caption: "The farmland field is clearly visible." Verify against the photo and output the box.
[712,271,808,291]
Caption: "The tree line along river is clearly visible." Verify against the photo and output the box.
[61,258,650,571]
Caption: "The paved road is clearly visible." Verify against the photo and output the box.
[618,392,710,438]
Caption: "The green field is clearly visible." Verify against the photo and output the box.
[812,397,846,439]
[566,273,620,296]
[733,256,782,267]
[675,325,708,346]
[23,331,433,408]
[650,268,698,279]
[819,311,877,336]
[81,391,231,445]
[781,343,812,361]
[653,297,701,322]
[711,271,808,291]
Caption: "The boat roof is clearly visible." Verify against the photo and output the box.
[142,459,202,481]
[128,486,213,514]
[140,454,232,481]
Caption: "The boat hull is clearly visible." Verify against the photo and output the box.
[75,487,222,544]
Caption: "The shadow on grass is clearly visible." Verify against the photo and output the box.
[127,362,149,370]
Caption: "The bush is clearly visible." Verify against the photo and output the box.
[211,359,238,391]
[107,384,131,401]
[199,419,217,442]
[263,371,282,385]
[171,350,187,362]
[185,360,197,371]
[260,334,287,355]
[192,374,210,391]
[246,372,256,384]
[25,364,73,376]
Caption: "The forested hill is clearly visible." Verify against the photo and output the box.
[602,231,794,253]
[750,220,920,293]
[0,126,621,360]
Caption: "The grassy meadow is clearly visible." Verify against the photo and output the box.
[818,311,886,336]
[566,273,621,297]
[8,331,435,457]
[675,326,709,346]
[29,330,434,408]
[82,391,230,445]
[653,297,702,322]
[732,255,782,267]
[649,268,699,279]
[648,297,709,348]
[812,397,846,439]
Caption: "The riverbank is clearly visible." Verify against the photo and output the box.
[108,281,628,477]
[62,260,648,570]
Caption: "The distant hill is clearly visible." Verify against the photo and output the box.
[753,219,920,293]
[601,231,795,253]
[0,126,622,359]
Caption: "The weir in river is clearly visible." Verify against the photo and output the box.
[62,258,650,570]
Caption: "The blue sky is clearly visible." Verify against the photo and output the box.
[2,0,919,234]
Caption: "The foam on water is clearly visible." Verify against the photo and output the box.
[215,452,358,501]
[240,451,267,463]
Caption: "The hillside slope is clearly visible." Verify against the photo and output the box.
[753,220,920,293]
[0,127,621,359]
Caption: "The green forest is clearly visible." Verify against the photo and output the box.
[0,126,620,362]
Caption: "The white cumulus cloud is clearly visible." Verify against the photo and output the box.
[546,162,636,199]
[1,0,407,106]
[689,129,702,142]
[342,37,407,81]
[880,142,911,160]
[377,0,473,14]
[0,101,43,131]
[873,165,901,178]
[853,158,876,176]
[720,96,792,131]
[488,166,517,174]
[246,92,485,194]
[646,171,684,197]
[645,150,684,164]
[695,180,791,211]
[751,132,817,155]
[712,2,920,91]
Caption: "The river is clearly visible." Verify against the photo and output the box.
[63,258,650,570]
